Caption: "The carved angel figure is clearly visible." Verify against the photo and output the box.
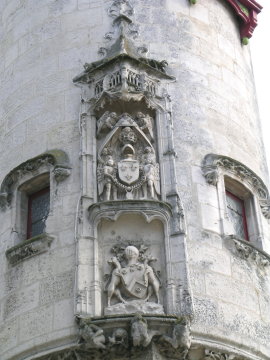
[96,111,118,138]
[141,147,160,199]
[161,318,191,352]
[131,315,159,347]
[97,156,117,201]
[108,328,129,348]
[135,112,154,141]
[107,245,160,306]
[78,321,106,349]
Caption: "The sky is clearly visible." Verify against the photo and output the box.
[251,0,270,175]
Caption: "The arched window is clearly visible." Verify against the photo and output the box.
[202,154,270,250]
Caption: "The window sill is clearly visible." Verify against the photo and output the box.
[225,235,270,268]
[6,233,53,265]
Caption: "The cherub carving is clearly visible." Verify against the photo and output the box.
[78,320,106,349]
[96,111,118,138]
[131,315,159,347]
[107,245,160,306]
[141,147,160,199]
[135,112,154,141]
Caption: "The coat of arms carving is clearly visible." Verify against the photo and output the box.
[105,245,163,315]
[96,113,161,201]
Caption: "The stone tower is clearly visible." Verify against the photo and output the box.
[0,0,269,359]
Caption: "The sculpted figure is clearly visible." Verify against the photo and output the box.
[97,156,117,201]
[131,315,159,347]
[141,147,160,199]
[79,321,106,349]
[96,111,118,138]
[107,245,160,306]
[108,328,129,348]
[161,318,191,357]
[135,112,154,141]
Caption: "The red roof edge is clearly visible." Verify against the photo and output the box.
[225,0,263,39]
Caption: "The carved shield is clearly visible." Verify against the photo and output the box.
[118,160,139,185]
[120,265,148,299]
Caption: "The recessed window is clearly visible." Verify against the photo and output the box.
[27,187,50,239]
[226,190,249,241]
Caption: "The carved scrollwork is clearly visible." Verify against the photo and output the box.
[202,154,270,219]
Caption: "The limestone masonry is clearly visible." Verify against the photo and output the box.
[0,1,269,360]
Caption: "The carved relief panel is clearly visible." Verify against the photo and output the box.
[98,213,165,315]
[97,112,160,201]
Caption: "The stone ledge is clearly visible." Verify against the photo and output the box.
[225,235,270,268]
[5,233,53,265]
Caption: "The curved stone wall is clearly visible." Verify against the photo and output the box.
[0,0,269,359]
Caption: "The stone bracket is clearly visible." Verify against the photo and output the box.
[5,233,54,265]
[225,235,270,268]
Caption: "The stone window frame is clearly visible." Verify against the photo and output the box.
[1,150,71,265]
[202,154,270,250]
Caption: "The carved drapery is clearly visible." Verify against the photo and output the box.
[0,149,71,209]
[202,154,270,219]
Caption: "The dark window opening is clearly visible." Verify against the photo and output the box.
[27,187,50,239]
[226,190,249,241]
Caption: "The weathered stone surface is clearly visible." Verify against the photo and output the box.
[0,1,269,360]
[40,271,74,306]
[104,300,164,316]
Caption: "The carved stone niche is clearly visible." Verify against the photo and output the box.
[101,213,165,315]
[80,201,192,318]
[97,112,161,201]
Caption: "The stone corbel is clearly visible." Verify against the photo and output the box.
[0,149,71,210]
[75,315,191,359]
[225,235,270,269]
[202,154,270,219]
[5,233,54,265]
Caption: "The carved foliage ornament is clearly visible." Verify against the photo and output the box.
[202,154,270,219]
[0,150,71,210]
